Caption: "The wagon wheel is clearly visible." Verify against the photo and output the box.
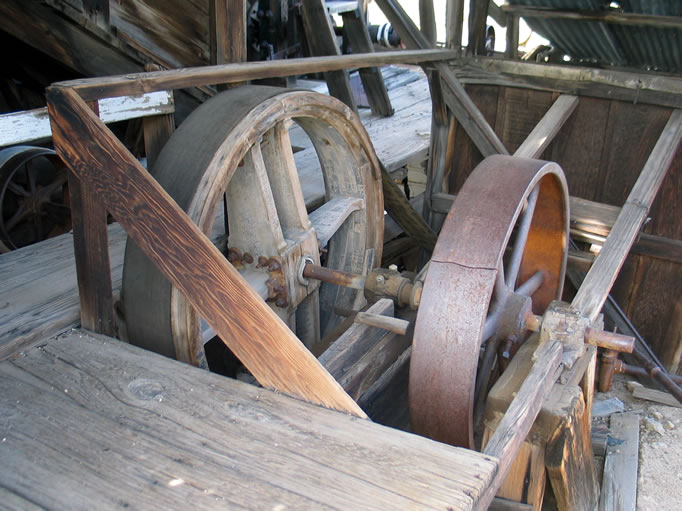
[0,146,70,253]
[122,86,383,368]
[409,155,569,448]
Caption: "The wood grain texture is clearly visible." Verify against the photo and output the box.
[0,330,498,510]
[46,86,363,416]
[479,340,564,510]
[301,0,357,111]
[514,95,578,159]
[572,110,682,321]
[60,49,455,101]
[599,412,639,511]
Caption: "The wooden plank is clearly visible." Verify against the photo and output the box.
[451,58,682,109]
[467,0,489,55]
[572,110,682,321]
[478,340,564,509]
[209,0,245,66]
[514,95,579,159]
[545,390,600,511]
[0,330,499,510]
[341,8,393,116]
[599,412,640,511]
[58,49,456,101]
[0,91,174,146]
[307,196,363,248]
[46,86,364,417]
[301,0,357,111]
[628,381,682,408]
[501,5,682,29]
[505,14,519,59]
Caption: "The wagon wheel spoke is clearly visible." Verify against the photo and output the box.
[7,181,30,198]
[26,160,38,195]
[43,201,71,222]
[517,270,545,297]
[42,168,69,197]
[4,203,27,231]
[506,185,539,290]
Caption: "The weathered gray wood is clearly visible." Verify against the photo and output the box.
[341,8,393,116]
[354,311,409,335]
[479,340,564,509]
[308,196,363,248]
[446,0,465,53]
[301,0,357,112]
[450,58,682,109]
[419,0,437,46]
[501,4,682,29]
[572,110,682,321]
[628,381,682,408]
[599,412,639,511]
[505,14,519,59]
[0,330,499,510]
[515,95,579,158]
[0,91,174,147]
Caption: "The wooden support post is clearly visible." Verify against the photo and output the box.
[341,8,393,116]
[141,64,175,171]
[478,341,564,509]
[505,14,519,59]
[514,95,579,158]
[59,100,115,337]
[46,86,364,417]
[572,110,682,321]
[446,0,465,54]
[210,0,246,90]
[467,0,490,56]
[301,0,357,112]
[419,0,437,46]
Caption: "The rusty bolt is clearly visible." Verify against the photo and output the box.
[275,295,289,308]
[242,252,254,264]
[268,257,282,272]
[257,256,269,268]
[227,247,242,263]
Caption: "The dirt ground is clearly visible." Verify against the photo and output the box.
[592,375,682,511]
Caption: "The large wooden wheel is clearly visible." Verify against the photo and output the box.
[123,86,383,367]
[409,155,569,448]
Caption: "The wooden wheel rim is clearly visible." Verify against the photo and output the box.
[409,155,569,448]
[123,86,383,367]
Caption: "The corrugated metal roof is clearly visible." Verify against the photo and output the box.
[509,0,682,73]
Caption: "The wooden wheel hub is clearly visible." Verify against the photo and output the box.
[123,86,383,367]
[409,155,569,448]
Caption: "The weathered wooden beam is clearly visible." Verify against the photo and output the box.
[341,8,394,116]
[599,412,639,511]
[501,5,682,29]
[46,86,364,417]
[55,49,455,101]
[467,0,490,56]
[419,0,437,46]
[451,57,682,109]
[479,340,564,509]
[301,0,357,111]
[446,0,465,53]
[514,95,579,158]
[210,0,246,66]
[82,0,109,26]
[505,14,519,59]
[572,110,682,321]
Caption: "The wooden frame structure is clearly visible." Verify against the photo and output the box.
[2,1,680,509]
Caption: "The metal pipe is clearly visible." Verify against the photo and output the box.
[631,348,682,403]
[302,263,365,290]
[585,328,635,353]
[599,349,618,392]
[614,359,682,385]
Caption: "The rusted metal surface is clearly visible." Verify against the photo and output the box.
[409,155,569,448]
[301,262,366,291]
[584,327,634,353]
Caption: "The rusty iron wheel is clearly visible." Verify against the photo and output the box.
[409,155,569,448]
[0,146,70,253]
[122,86,383,368]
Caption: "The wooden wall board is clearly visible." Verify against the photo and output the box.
[0,330,498,510]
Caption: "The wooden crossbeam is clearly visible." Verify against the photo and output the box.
[572,110,682,321]
[54,49,455,101]
[514,95,579,158]
[47,86,365,417]
[501,5,682,29]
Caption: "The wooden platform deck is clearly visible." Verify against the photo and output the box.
[0,66,431,359]
[0,329,497,509]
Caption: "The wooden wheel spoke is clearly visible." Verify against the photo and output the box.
[506,185,539,289]
[26,161,38,195]
[308,195,364,248]
[295,287,322,353]
[225,141,286,256]
[260,121,312,238]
